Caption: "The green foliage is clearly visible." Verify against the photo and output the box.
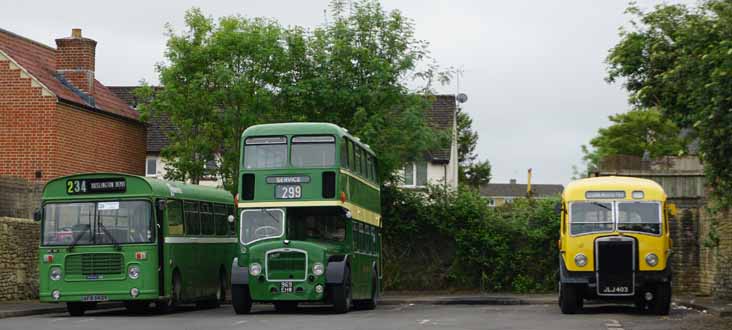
[138,1,449,192]
[579,108,686,174]
[381,185,560,292]
[607,0,732,207]
[456,107,491,187]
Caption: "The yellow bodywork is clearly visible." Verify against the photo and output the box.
[560,176,672,272]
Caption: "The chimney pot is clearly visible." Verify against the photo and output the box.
[71,28,82,38]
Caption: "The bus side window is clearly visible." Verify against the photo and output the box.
[340,140,349,168]
[167,200,183,236]
[184,201,201,236]
[367,156,374,181]
[361,150,367,177]
[348,140,355,170]
[214,204,228,236]
[200,202,215,235]
[354,147,362,174]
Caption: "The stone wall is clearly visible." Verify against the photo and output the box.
[0,217,39,301]
[701,208,732,299]
[0,176,43,219]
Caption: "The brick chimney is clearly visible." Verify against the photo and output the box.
[55,28,96,97]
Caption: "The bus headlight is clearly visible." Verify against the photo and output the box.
[250,263,262,276]
[128,265,141,279]
[645,253,659,267]
[50,267,62,281]
[574,253,587,267]
[312,263,325,276]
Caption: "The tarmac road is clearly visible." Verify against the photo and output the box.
[0,302,729,330]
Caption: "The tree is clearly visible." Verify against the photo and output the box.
[456,107,491,187]
[607,0,732,206]
[579,108,686,174]
[138,1,449,192]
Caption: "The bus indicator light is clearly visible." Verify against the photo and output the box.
[135,252,147,260]
[340,192,347,203]
[44,255,54,263]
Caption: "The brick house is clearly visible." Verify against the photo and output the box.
[0,28,146,217]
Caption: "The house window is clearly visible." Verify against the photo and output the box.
[486,198,496,207]
[146,158,157,177]
[403,161,428,187]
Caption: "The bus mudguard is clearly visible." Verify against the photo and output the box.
[231,257,249,285]
[326,255,349,285]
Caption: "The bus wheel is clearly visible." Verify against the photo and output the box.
[332,267,352,314]
[67,302,85,316]
[651,282,671,315]
[232,285,252,314]
[559,283,580,314]
[354,270,377,310]
[274,302,298,313]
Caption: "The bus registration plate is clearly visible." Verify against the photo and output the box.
[276,185,302,199]
[81,295,108,302]
[280,281,294,293]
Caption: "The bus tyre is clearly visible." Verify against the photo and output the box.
[67,302,85,317]
[332,267,352,314]
[651,282,671,316]
[232,285,252,314]
[274,302,298,313]
[559,283,581,314]
[354,271,377,310]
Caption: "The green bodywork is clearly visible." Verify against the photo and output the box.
[237,123,381,303]
[38,173,235,304]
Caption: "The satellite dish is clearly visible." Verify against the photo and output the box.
[456,93,468,103]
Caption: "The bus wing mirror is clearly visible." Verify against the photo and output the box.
[227,215,235,223]
[554,202,562,215]
[33,208,42,222]
[667,203,678,218]
[157,199,166,211]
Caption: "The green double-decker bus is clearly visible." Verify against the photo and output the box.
[231,123,381,314]
[36,173,237,316]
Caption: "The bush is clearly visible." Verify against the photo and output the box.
[381,185,560,292]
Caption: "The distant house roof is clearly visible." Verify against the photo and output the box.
[480,182,564,198]
[109,86,174,153]
[0,28,138,120]
[425,95,456,163]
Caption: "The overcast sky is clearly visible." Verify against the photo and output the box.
[0,0,692,184]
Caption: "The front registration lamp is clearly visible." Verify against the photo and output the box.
[250,263,262,276]
[50,267,62,281]
[645,253,659,267]
[574,253,588,267]
[312,263,325,276]
[128,265,141,279]
[51,290,61,300]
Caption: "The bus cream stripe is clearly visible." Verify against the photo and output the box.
[164,237,238,244]
[238,200,381,227]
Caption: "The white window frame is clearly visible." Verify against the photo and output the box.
[400,161,428,188]
[145,157,158,177]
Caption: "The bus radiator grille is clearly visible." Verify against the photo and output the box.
[65,253,124,276]
[266,251,306,281]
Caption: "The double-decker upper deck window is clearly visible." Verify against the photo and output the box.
[291,136,335,168]
[244,136,287,169]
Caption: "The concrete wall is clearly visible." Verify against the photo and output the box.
[0,217,39,301]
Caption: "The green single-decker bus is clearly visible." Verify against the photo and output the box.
[36,173,237,316]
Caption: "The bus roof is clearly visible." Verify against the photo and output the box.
[242,122,375,156]
[563,176,666,202]
[42,173,233,204]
